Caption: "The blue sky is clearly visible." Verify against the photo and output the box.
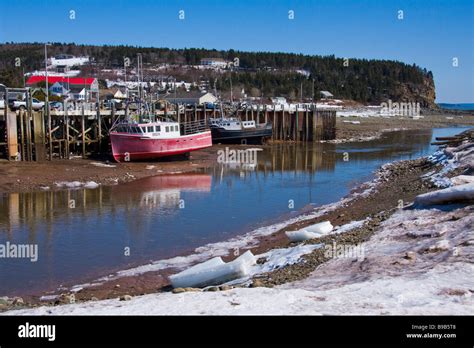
[0,0,472,102]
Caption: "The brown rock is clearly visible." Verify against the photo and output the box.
[12,297,24,305]
[172,288,186,294]
[184,287,200,292]
[404,251,417,260]
[250,279,264,288]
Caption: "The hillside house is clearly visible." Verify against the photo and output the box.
[164,91,217,105]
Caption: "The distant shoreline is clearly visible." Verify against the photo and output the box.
[437,103,474,111]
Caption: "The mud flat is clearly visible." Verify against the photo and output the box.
[334,112,474,143]
[0,113,472,193]
[0,147,220,193]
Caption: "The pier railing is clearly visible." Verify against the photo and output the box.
[1,99,336,161]
[180,119,208,136]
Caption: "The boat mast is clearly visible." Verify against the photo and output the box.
[214,78,224,119]
[137,53,142,119]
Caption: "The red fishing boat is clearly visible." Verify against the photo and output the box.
[109,119,212,162]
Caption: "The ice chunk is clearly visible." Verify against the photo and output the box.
[169,251,256,288]
[84,181,99,189]
[234,250,257,267]
[450,175,474,186]
[304,221,333,235]
[174,257,225,278]
[286,221,334,242]
[286,230,319,242]
[415,183,474,206]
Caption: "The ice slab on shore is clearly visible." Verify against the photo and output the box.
[169,251,256,288]
[451,175,474,186]
[172,257,225,278]
[90,162,116,168]
[286,221,333,242]
[415,183,474,206]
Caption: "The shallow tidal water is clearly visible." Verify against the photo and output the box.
[0,127,469,295]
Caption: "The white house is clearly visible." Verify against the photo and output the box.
[113,89,127,99]
[164,91,217,105]
[200,58,228,68]
[50,54,90,67]
[71,88,87,101]
[271,97,287,105]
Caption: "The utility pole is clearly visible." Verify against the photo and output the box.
[44,43,52,160]
[312,78,315,103]
[44,44,50,107]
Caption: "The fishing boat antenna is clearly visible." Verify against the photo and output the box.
[214,78,225,119]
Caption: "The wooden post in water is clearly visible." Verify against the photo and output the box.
[282,112,285,140]
[65,102,70,159]
[81,104,86,158]
[25,97,33,161]
[312,108,317,142]
[294,110,298,141]
[273,108,277,141]
[97,101,101,154]
[47,102,52,160]
[305,106,309,142]
[19,109,25,160]
[33,110,46,161]
[6,109,18,161]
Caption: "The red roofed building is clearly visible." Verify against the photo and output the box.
[26,76,98,89]
[26,75,99,101]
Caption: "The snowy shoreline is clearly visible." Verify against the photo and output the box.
[2,130,473,315]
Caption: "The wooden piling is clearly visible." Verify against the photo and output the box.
[81,104,86,158]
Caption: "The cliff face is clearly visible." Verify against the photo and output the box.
[392,75,436,108]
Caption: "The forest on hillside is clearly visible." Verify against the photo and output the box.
[0,43,436,105]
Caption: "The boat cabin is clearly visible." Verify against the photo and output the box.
[113,122,181,138]
[209,118,256,130]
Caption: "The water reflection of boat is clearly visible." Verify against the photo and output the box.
[0,174,213,231]
[116,174,212,193]
[111,174,212,209]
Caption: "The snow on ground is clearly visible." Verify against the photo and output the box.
[425,141,474,188]
[336,106,425,119]
[336,108,381,118]
[5,261,472,315]
[6,142,471,315]
[54,181,100,189]
[5,202,472,315]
